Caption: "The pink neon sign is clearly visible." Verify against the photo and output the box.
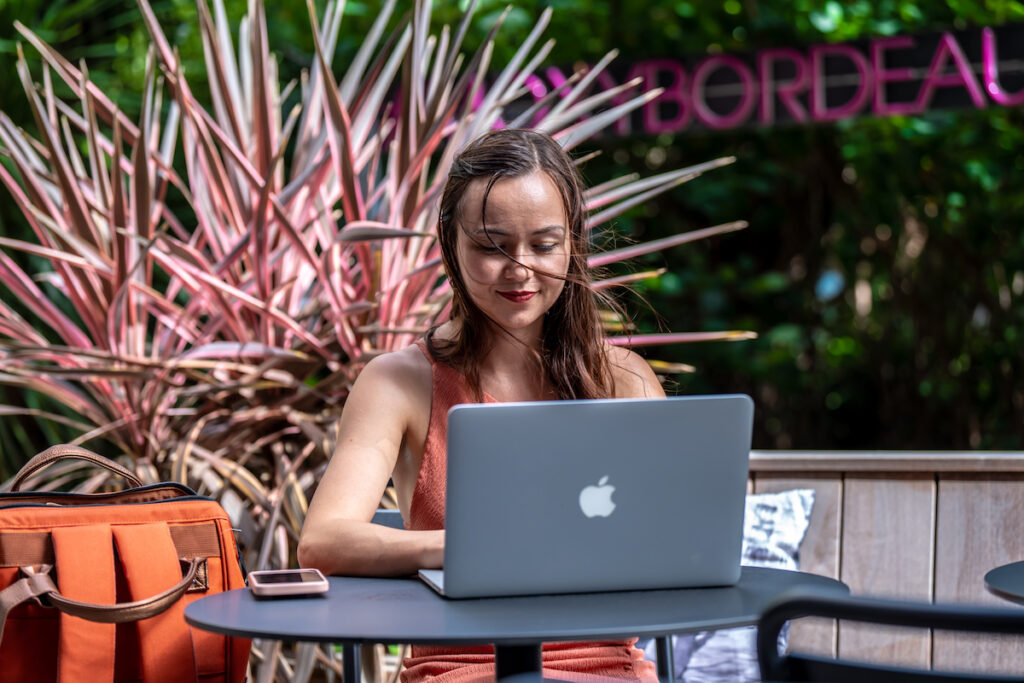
[496,24,1024,135]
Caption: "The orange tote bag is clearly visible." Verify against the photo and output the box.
[0,445,250,683]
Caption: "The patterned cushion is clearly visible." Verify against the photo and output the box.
[640,489,815,682]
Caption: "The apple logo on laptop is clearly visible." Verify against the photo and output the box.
[579,476,616,518]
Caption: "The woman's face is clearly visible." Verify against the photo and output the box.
[454,171,571,341]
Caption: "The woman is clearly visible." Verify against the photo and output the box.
[298,128,664,682]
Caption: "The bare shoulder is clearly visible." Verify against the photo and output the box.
[353,343,432,406]
[343,344,433,426]
[360,343,431,381]
[606,344,666,399]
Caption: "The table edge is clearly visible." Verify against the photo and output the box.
[184,567,849,645]
[984,561,1024,606]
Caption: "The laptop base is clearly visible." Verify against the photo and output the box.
[418,569,446,595]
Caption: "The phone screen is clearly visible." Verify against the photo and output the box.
[255,571,320,584]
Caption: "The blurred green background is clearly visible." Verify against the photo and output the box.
[1,0,1022,452]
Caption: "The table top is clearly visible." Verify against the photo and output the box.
[985,560,1024,605]
[185,566,847,646]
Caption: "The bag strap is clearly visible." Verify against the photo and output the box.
[9,445,143,492]
[0,523,223,568]
[0,565,56,643]
[53,524,116,683]
[113,523,199,681]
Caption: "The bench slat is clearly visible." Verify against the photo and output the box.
[933,475,1024,674]
[753,474,842,657]
[838,474,935,667]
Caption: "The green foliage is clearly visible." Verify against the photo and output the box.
[628,102,1024,450]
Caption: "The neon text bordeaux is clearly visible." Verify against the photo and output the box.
[498,25,1024,134]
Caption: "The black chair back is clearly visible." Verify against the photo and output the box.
[371,508,404,529]
[757,590,1024,682]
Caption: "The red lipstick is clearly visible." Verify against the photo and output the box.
[498,291,537,303]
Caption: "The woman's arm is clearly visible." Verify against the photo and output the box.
[297,350,444,576]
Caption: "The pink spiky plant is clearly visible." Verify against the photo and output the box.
[0,0,751,676]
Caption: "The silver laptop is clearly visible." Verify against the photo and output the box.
[418,394,754,598]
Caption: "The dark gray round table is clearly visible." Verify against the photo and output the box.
[985,561,1024,605]
[185,566,847,680]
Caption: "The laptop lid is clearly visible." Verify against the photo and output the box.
[436,394,754,598]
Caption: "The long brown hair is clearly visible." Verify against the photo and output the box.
[427,128,614,400]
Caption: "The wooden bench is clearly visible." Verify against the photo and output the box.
[749,450,1024,674]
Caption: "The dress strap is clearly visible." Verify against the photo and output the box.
[414,338,433,364]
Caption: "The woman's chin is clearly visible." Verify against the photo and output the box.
[483,312,545,337]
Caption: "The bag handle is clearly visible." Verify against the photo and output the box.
[47,558,200,622]
[0,559,201,643]
[9,445,143,492]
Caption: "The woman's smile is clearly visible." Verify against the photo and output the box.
[497,290,538,303]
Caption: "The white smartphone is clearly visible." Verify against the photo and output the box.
[248,568,329,597]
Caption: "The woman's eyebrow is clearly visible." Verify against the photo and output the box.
[471,226,566,236]
[533,225,566,236]
[472,227,509,236]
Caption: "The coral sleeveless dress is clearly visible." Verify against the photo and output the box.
[400,342,657,683]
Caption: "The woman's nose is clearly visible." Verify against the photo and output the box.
[502,256,531,279]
